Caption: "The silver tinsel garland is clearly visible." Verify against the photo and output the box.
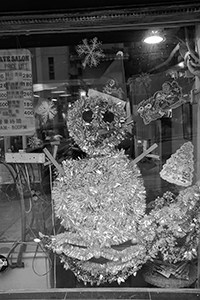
[40,91,200,286]
[40,92,148,285]
[45,150,147,284]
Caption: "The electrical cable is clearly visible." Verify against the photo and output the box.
[23,164,33,214]
[4,163,38,268]
[0,161,26,268]
[49,163,57,288]
[6,239,53,276]
[63,291,68,300]
[0,161,17,201]
[31,242,53,277]
[25,219,53,277]
[1,159,54,278]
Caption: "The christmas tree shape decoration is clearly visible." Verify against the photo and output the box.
[160,141,194,187]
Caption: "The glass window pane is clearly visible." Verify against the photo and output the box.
[0,15,199,292]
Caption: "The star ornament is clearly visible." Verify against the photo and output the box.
[76,37,105,68]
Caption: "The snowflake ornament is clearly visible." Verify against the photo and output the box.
[76,37,105,68]
[36,100,57,124]
[28,134,43,149]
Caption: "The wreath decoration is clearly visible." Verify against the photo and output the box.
[67,95,128,156]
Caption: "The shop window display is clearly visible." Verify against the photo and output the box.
[0,21,200,292]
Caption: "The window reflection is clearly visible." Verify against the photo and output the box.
[0,24,199,289]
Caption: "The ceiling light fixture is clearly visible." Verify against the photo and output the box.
[144,30,165,44]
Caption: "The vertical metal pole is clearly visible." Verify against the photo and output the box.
[22,136,27,150]
[195,24,200,288]
[15,163,27,267]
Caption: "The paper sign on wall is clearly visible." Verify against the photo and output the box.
[0,49,35,136]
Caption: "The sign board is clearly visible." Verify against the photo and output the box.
[5,152,45,164]
[0,49,35,136]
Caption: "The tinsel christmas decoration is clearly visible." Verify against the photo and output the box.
[137,144,199,285]
[67,94,128,157]
[40,91,152,285]
[44,150,147,284]
[160,141,194,187]
[76,37,105,68]
[40,78,200,286]
[139,181,200,267]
